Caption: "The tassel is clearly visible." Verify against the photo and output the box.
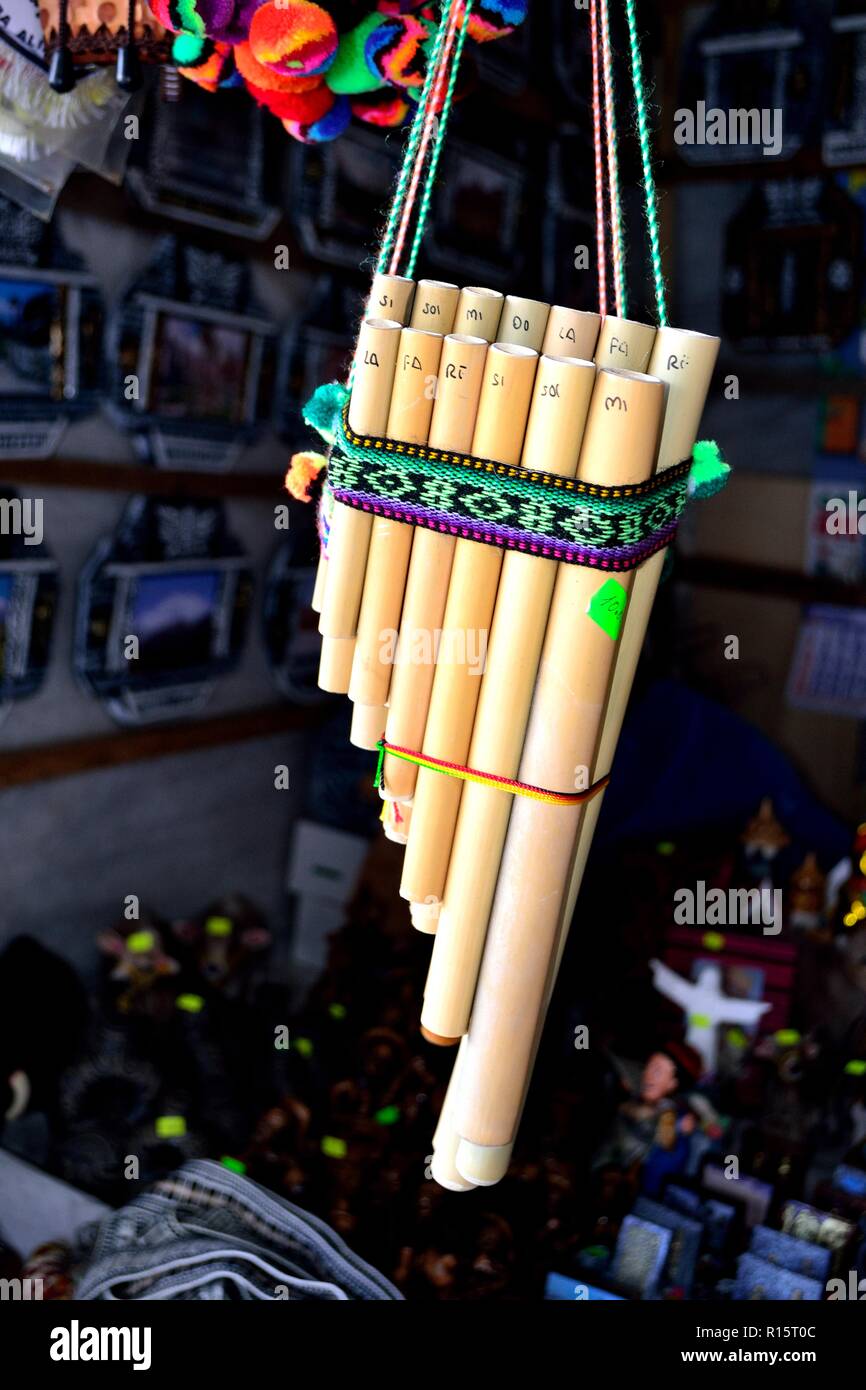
[48,0,76,92]
[285,450,327,502]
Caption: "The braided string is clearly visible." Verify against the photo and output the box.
[405,0,473,278]
[390,0,465,274]
[623,0,668,326]
[375,2,456,276]
[589,0,607,316]
[376,740,612,807]
[599,0,626,317]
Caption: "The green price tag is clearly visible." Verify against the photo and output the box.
[321,1136,347,1159]
[586,578,628,640]
[328,1003,347,1021]
[156,1115,186,1138]
[293,1036,314,1058]
[221,1156,246,1174]
[689,1013,711,1029]
[844,1059,866,1076]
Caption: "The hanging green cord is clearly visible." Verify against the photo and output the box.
[405,0,473,279]
[375,6,454,276]
[623,0,668,326]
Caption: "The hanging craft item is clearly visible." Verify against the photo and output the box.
[289,0,729,1188]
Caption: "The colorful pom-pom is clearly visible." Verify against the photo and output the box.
[688,440,730,499]
[351,88,410,127]
[285,450,328,502]
[303,381,349,445]
[235,40,324,92]
[366,14,430,90]
[244,77,334,121]
[283,92,351,141]
[325,12,390,94]
[467,0,528,43]
[177,37,234,87]
[249,2,338,78]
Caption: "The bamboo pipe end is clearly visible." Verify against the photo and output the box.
[410,899,440,933]
[420,1026,461,1047]
[318,636,355,694]
[455,1139,513,1187]
[349,702,387,750]
[431,1148,477,1193]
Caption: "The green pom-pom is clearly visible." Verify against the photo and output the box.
[303,381,349,446]
[688,439,729,499]
[326,14,388,94]
[173,31,206,65]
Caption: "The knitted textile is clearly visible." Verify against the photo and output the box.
[323,401,728,573]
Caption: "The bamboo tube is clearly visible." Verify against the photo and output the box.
[367,272,415,324]
[409,279,459,333]
[399,343,539,906]
[541,306,601,360]
[452,286,504,342]
[318,319,402,667]
[453,367,666,1154]
[430,1038,477,1192]
[411,901,439,934]
[594,314,656,372]
[454,330,720,1184]
[420,355,597,1041]
[311,555,328,614]
[348,328,444,743]
[381,334,489,801]
[496,295,550,352]
[318,634,355,692]
[382,796,412,845]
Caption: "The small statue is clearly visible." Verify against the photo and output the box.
[741,797,791,888]
[650,958,771,1078]
[594,1043,713,1198]
[788,852,825,933]
[97,917,180,1018]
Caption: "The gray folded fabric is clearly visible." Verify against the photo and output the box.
[76,1159,402,1301]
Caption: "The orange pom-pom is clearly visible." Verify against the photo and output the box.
[234,41,324,93]
[249,1,338,78]
[285,451,327,502]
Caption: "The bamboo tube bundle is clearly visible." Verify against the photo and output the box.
[398,341,539,910]
[288,0,732,1192]
[451,366,667,1166]
[420,352,597,1044]
[381,331,490,801]
[317,316,405,694]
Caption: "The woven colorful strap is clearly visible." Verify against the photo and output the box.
[325,400,727,572]
[376,739,611,807]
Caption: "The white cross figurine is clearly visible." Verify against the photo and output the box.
[650,959,771,1078]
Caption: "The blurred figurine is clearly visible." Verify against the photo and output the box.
[650,958,771,1077]
[594,1043,711,1198]
[96,916,179,1018]
[740,797,791,890]
[171,895,272,1000]
[788,852,825,933]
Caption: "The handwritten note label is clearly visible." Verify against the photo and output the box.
[586,578,628,640]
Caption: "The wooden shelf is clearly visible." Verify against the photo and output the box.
[0,458,285,499]
[0,702,328,790]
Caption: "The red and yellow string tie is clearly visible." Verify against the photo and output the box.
[374,740,611,807]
